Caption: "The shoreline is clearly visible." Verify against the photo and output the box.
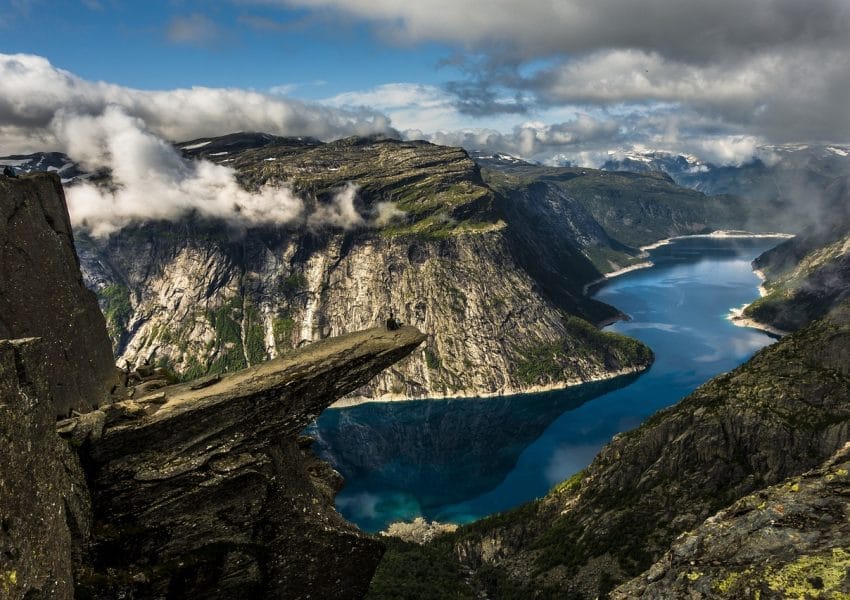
[330,363,649,408]
[332,230,792,409]
[639,230,794,252]
[727,305,789,338]
[582,261,654,295]
[583,230,794,297]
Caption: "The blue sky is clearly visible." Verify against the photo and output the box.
[1,0,849,165]
[0,1,458,94]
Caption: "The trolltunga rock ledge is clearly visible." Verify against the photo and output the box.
[72,325,425,599]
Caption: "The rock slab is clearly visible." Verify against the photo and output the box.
[0,174,116,416]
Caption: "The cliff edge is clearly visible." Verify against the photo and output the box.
[0,172,426,599]
[0,173,116,416]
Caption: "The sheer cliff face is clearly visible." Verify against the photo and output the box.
[78,136,661,402]
[0,174,116,416]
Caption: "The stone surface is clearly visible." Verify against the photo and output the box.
[0,173,116,416]
[614,443,850,599]
[0,338,90,600]
[76,325,426,599]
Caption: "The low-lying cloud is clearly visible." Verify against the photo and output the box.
[0,53,396,156]
[0,53,404,236]
[61,108,306,237]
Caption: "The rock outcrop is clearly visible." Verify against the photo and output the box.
[76,326,426,599]
[0,174,427,599]
[0,337,90,600]
[0,174,116,416]
[614,443,850,599]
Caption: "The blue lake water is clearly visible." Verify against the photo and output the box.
[307,237,786,532]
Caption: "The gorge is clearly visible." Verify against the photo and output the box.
[310,235,786,532]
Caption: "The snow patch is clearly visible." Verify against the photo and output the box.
[181,140,211,150]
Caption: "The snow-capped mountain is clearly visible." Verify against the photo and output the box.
[0,152,87,183]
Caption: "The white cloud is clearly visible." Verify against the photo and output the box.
[59,108,305,237]
[308,183,365,230]
[322,83,469,132]
[0,53,396,156]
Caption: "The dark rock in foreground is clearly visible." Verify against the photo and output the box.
[0,174,426,599]
[0,174,116,416]
[75,325,425,599]
[615,443,850,598]
[0,337,90,600]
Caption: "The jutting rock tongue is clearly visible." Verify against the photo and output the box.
[0,173,117,416]
[80,325,426,599]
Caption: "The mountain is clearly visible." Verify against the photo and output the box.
[0,173,423,599]
[479,158,747,257]
[0,151,87,183]
[59,133,752,402]
[737,176,850,332]
[602,144,850,234]
[368,297,850,599]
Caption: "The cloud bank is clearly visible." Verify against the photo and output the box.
[274,0,850,149]
[0,53,400,236]
[0,53,396,156]
[60,108,306,237]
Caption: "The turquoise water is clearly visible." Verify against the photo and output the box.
[307,237,786,532]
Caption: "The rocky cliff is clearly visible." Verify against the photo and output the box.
[70,133,749,402]
[76,325,426,599]
[0,337,90,600]
[368,299,850,599]
[744,177,850,332]
[614,442,850,599]
[0,173,116,416]
[0,173,427,599]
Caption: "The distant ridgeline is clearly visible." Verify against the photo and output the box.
[5,132,782,403]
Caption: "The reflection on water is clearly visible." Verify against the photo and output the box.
[307,375,638,531]
[309,237,787,532]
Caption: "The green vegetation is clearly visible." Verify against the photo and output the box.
[551,469,585,495]
[514,317,652,385]
[203,296,247,376]
[98,284,132,345]
[243,303,267,365]
[281,272,307,293]
[272,313,296,352]
[366,538,475,600]
[424,348,441,370]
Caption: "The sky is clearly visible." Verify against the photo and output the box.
[2,0,850,167]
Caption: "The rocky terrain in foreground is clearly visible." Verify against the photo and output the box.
[614,442,850,598]
[0,173,424,599]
